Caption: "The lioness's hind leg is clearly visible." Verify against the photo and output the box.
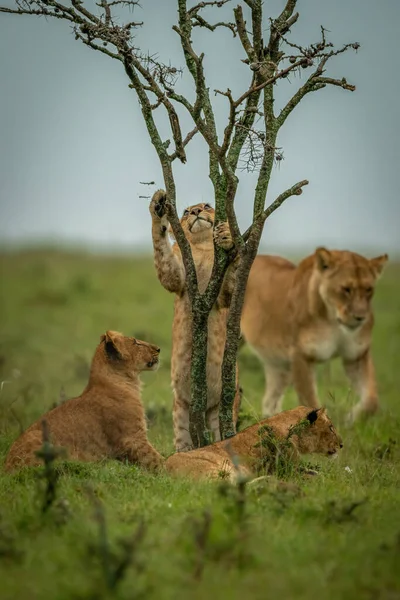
[262,364,291,417]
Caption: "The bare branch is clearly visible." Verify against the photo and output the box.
[192,14,236,36]
[234,4,255,62]
[188,0,231,16]
[277,60,356,128]
[233,58,305,109]
[75,31,121,59]
[169,126,199,161]
[243,179,309,242]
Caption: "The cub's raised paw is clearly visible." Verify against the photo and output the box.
[214,222,234,251]
[150,189,167,219]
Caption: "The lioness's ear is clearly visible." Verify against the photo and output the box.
[306,408,321,424]
[103,330,126,360]
[369,254,388,279]
[315,247,333,271]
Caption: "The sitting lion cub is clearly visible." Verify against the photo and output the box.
[5,331,164,472]
[241,248,388,422]
[165,406,342,481]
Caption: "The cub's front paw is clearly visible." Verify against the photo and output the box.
[149,189,167,219]
[214,222,234,251]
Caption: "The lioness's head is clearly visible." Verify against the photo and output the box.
[180,202,214,243]
[99,331,161,375]
[296,407,343,457]
[314,248,388,330]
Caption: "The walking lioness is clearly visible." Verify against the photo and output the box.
[5,331,164,472]
[241,248,388,421]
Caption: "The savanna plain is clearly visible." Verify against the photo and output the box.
[0,249,399,600]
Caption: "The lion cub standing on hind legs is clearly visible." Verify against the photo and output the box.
[5,331,164,472]
[149,189,240,452]
[241,247,388,423]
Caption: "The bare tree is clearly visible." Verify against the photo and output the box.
[0,0,358,446]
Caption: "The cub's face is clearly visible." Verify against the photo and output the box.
[100,331,161,374]
[180,202,214,242]
[315,248,388,330]
[299,408,343,457]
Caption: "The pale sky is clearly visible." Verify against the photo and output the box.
[0,0,398,255]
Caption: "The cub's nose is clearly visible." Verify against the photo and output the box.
[190,207,201,216]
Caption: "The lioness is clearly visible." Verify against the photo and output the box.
[241,248,388,421]
[149,190,241,451]
[5,331,164,472]
[165,406,342,481]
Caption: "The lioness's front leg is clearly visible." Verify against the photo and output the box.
[343,350,379,422]
[149,190,185,294]
[291,352,320,409]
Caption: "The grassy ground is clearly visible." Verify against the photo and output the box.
[0,249,399,600]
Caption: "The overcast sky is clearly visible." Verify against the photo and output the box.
[0,0,398,255]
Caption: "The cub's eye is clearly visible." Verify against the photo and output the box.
[329,425,334,432]
[183,209,189,216]
[204,203,211,210]
[365,287,373,295]
[342,286,351,295]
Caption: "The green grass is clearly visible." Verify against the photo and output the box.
[0,248,400,600]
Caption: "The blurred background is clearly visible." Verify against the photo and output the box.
[0,0,399,256]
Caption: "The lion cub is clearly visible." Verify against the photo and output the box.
[241,248,388,422]
[165,406,342,481]
[149,190,241,452]
[5,331,164,472]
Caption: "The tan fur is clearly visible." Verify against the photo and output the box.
[149,190,240,451]
[5,331,164,472]
[165,406,342,481]
[241,248,388,421]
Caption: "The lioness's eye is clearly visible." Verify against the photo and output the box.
[365,287,373,295]
[183,209,189,216]
[342,287,351,295]
[204,203,211,209]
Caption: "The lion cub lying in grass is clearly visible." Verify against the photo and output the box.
[165,406,342,481]
[5,331,164,473]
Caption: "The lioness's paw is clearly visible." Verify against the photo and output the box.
[214,222,234,251]
[149,189,167,219]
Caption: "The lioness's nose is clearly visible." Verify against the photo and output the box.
[191,207,201,216]
[354,315,365,323]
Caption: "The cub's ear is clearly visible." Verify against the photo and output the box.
[306,408,322,424]
[315,247,333,271]
[103,330,126,360]
[369,254,388,279]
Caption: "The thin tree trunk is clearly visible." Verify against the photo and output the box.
[189,299,212,448]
